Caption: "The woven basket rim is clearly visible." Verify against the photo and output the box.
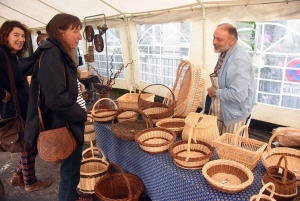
[80,159,109,176]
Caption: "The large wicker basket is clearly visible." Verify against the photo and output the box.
[261,128,300,185]
[111,109,153,141]
[262,155,297,201]
[156,118,185,136]
[202,159,254,193]
[250,182,276,201]
[78,144,109,194]
[91,98,118,123]
[94,163,144,201]
[117,83,154,110]
[214,125,268,170]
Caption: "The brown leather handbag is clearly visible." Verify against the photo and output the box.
[0,48,25,153]
[36,52,77,162]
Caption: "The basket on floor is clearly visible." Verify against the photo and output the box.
[261,127,300,185]
[117,83,154,110]
[202,159,254,193]
[214,125,268,170]
[94,163,144,201]
[78,143,109,194]
[91,98,118,123]
[111,109,153,141]
[250,182,276,201]
[156,118,185,136]
[262,155,297,201]
[84,115,95,144]
[138,84,175,123]
[135,127,176,154]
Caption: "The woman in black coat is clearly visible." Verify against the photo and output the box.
[0,21,51,192]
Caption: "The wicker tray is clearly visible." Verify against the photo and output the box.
[156,118,185,136]
[202,159,254,193]
[250,182,276,201]
[91,98,118,123]
[214,125,267,170]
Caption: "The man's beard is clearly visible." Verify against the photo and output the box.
[214,40,230,53]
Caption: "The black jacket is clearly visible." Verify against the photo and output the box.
[22,38,86,145]
[0,44,29,120]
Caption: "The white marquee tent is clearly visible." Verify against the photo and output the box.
[1,0,300,128]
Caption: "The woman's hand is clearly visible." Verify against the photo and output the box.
[2,90,11,103]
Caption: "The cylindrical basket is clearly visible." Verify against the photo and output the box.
[156,118,185,136]
[94,163,144,201]
[91,98,118,123]
[250,182,276,201]
[135,127,176,154]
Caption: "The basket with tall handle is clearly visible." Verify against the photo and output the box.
[91,98,118,123]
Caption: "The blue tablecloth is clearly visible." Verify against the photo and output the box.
[94,122,280,201]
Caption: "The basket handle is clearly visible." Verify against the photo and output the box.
[107,163,133,200]
[129,83,140,99]
[81,142,108,164]
[185,124,196,162]
[232,125,249,147]
[276,155,288,184]
[266,128,300,151]
[259,182,276,199]
[87,114,94,122]
[91,97,118,114]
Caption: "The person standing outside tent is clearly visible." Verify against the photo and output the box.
[207,23,255,135]
[0,20,51,191]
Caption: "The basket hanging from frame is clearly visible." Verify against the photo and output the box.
[250,182,276,201]
[214,125,268,170]
[94,163,144,201]
[91,98,118,123]
[262,155,297,201]
[117,83,154,110]
[111,109,153,141]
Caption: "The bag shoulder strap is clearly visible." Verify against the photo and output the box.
[0,48,21,116]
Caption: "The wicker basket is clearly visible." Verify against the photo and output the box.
[202,159,254,193]
[138,84,175,123]
[84,115,95,144]
[94,163,144,201]
[262,155,297,201]
[250,182,276,201]
[135,127,176,154]
[117,83,154,110]
[111,109,153,141]
[91,98,118,123]
[261,128,300,184]
[117,110,138,123]
[214,125,268,170]
[78,143,109,194]
[155,118,185,136]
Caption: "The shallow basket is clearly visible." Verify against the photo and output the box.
[261,128,300,185]
[117,110,138,123]
[155,118,185,136]
[135,127,176,154]
[94,163,144,201]
[78,145,109,194]
[214,125,267,170]
[250,182,276,201]
[91,98,118,123]
[202,159,254,193]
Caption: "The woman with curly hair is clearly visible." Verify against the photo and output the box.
[0,20,51,192]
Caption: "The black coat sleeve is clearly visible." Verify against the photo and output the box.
[37,49,86,123]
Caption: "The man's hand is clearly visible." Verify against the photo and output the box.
[207,86,217,98]
[2,90,11,103]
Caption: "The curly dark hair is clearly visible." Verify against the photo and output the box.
[0,20,30,57]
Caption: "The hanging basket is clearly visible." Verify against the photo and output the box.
[250,182,276,201]
[262,155,297,201]
[91,98,118,123]
[214,125,268,170]
[111,109,153,141]
[156,118,185,136]
[94,163,144,201]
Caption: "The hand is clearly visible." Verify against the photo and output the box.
[2,90,11,103]
[207,86,216,98]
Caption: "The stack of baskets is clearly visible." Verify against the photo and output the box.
[91,98,118,123]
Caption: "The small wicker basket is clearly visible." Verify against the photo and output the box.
[202,159,254,193]
[250,182,276,201]
[156,118,185,136]
[91,98,118,123]
[135,127,176,154]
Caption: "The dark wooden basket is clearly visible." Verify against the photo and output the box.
[94,163,144,201]
[111,109,153,141]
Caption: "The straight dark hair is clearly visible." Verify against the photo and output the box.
[46,13,82,64]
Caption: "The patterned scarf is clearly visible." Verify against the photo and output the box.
[214,51,227,76]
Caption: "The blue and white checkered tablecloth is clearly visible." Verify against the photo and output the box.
[94,122,297,201]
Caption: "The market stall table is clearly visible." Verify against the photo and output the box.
[94,122,299,201]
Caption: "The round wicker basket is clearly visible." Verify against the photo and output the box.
[155,118,185,136]
[91,98,118,123]
[202,159,254,193]
[250,182,276,201]
[117,110,138,123]
[135,127,176,154]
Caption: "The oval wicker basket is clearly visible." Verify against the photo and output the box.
[84,115,95,144]
[117,110,138,123]
[155,118,185,136]
[135,127,176,154]
[202,159,254,193]
[111,109,153,141]
[78,144,109,194]
[261,128,300,184]
[91,98,118,123]
[250,182,276,201]
[94,163,144,201]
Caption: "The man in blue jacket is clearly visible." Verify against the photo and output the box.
[207,23,255,134]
